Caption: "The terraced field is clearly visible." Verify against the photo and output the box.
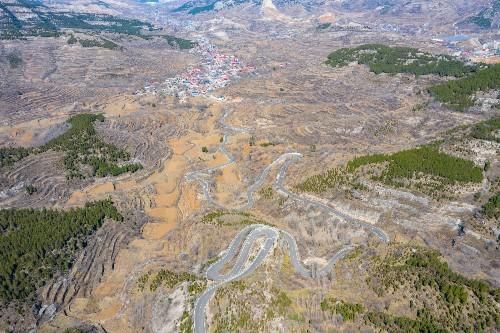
[0,4,499,333]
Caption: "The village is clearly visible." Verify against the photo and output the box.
[136,38,255,101]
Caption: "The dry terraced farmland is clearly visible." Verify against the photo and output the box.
[0,3,499,333]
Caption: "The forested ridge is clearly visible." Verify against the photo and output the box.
[43,114,143,179]
[0,0,198,49]
[326,44,499,110]
[0,199,122,303]
[297,143,483,198]
[0,114,143,179]
[367,246,499,332]
[326,44,476,76]
[0,2,152,40]
[346,144,484,184]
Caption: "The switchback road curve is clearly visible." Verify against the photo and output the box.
[193,224,354,333]
[185,108,389,332]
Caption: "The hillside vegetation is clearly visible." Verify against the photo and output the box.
[0,114,143,179]
[0,199,122,302]
[201,210,269,227]
[43,114,143,179]
[162,35,198,49]
[172,0,255,15]
[319,245,499,332]
[296,143,483,199]
[137,269,204,293]
[429,64,500,110]
[465,0,500,29]
[482,192,500,219]
[326,44,476,76]
[326,44,499,110]
[0,0,197,49]
[68,35,121,50]
[0,147,31,168]
[346,144,483,184]
[211,281,292,332]
[471,116,500,143]
[0,1,152,40]
[366,246,499,332]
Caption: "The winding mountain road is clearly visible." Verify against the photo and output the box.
[185,109,301,210]
[186,109,388,242]
[193,224,354,333]
[185,108,390,332]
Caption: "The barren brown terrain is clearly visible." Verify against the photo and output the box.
[0,1,499,332]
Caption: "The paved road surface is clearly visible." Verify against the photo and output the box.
[193,225,353,333]
[185,108,390,332]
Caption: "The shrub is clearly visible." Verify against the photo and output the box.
[482,192,500,219]
[25,185,37,195]
[320,298,363,321]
